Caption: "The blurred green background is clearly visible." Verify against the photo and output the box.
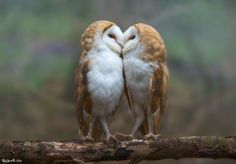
[0,0,235,163]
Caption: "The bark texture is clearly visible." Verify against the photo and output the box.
[0,136,236,163]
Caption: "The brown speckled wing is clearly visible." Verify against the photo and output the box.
[75,54,92,137]
[149,63,169,115]
[150,63,169,134]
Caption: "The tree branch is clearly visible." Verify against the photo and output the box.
[0,136,236,163]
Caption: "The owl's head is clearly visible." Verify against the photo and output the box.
[123,23,165,57]
[81,20,124,55]
[122,25,140,55]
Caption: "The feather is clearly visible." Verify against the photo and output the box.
[123,67,135,121]
[75,55,92,137]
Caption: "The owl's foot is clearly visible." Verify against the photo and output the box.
[105,134,118,146]
[81,136,94,143]
[115,133,133,141]
[144,133,159,141]
[72,138,83,144]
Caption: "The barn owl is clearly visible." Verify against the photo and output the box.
[123,23,169,140]
[75,20,124,143]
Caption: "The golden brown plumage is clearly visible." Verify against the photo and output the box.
[80,20,114,52]
[123,23,169,138]
[137,23,169,134]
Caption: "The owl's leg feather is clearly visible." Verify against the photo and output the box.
[144,133,157,141]
[144,107,157,141]
[131,104,145,137]
[115,133,133,141]
[144,108,163,141]
[131,116,144,137]
[147,107,154,134]
[87,118,95,138]
[100,116,118,145]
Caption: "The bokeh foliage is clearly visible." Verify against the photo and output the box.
[0,1,235,163]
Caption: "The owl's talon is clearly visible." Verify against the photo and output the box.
[72,138,83,144]
[82,136,94,143]
[115,133,133,141]
[105,134,118,146]
[144,133,158,141]
[156,133,161,138]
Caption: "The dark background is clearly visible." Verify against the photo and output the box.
[0,0,235,163]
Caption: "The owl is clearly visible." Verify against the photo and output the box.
[123,23,169,140]
[75,20,124,143]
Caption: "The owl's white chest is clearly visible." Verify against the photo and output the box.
[123,51,153,105]
[87,47,124,115]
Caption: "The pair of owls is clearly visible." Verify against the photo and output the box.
[75,20,169,143]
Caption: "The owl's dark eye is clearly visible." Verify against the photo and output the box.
[108,33,116,39]
[129,35,136,40]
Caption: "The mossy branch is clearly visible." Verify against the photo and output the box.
[0,136,236,163]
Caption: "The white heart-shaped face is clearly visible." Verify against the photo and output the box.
[102,25,124,55]
[92,23,141,56]
[122,26,140,55]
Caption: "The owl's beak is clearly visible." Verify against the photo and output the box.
[117,42,123,49]
[116,42,124,57]
[118,43,124,49]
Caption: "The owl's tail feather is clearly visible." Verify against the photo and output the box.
[153,109,161,134]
